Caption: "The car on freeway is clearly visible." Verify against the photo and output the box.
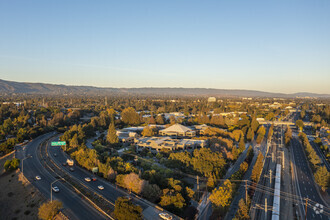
[98,185,104,190]
[62,162,67,166]
[35,176,41,180]
[53,153,57,157]
[52,186,59,192]
[159,213,172,220]
[84,177,91,182]
[92,177,97,181]
[69,167,74,172]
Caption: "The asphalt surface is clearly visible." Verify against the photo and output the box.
[15,133,106,220]
[47,136,170,220]
[291,136,329,220]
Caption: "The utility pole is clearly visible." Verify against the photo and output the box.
[269,169,272,185]
[196,175,199,199]
[305,198,308,220]
[282,151,285,169]
[265,198,267,220]
[245,180,248,204]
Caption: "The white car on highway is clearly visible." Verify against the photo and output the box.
[159,213,172,220]
[35,176,41,180]
[52,186,59,192]
[84,177,91,182]
[98,185,104,190]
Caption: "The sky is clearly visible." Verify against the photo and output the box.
[0,0,329,94]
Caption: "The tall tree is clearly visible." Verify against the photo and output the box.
[114,197,143,220]
[209,179,233,208]
[295,120,304,132]
[107,122,119,145]
[251,152,264,183]
[314,166,330,192]
[38,200,63,220]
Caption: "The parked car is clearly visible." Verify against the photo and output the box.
[159,213,172,220]
[98,185,104,190]
[52,186,59,192]
[35,176,41,180]
[84,177,91,182]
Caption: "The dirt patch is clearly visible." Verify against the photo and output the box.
[0,154,45,220]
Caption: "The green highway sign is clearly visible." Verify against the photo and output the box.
[51,141,66,146]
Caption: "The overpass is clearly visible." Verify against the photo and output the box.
[258,121,313,126]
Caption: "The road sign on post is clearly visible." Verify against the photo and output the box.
[92,167,98,174]
[51,141,66,146]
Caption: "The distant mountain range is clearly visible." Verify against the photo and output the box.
[0,79,329,98]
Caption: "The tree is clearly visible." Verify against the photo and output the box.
[232,146,239,161]
[296,120,304,131]
[251,118,259,132]
[309,150,321,167]
[4,158,20,171]
[107,122,119,145]
[38,200,63,220]
[141,126,156,137]
[156,114,165,125]
[159,189,186,212]
[239,138,245,153]
[124,173,145,194]
[246,128,254,142]
[148,114,156,124]
[185,186,195,199]
[207,174,216,189]
[235,198,250,219]
[314,166,330,191]
[69,133,79,149]
[142,182,161,202]
[284,126,292,147]
[251,152,264,182]
[209,179,233,207]
[114,197,143,220]
[256,126,266,144]
[121,107,140,125]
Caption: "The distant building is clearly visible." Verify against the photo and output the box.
[135,136,206,153]
[116,131,139,143]
[159,124,196,137]
[320,127,330,138]
[208,97,216,103]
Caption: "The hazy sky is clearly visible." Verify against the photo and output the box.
[0,1,329,94]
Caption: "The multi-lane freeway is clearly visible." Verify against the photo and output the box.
[46,136,171,220]
[291,135,329,220]
[15,133,174,220]
[15,133,106,220]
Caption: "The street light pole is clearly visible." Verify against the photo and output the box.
[21,155,32,175]
[51,178,63,202]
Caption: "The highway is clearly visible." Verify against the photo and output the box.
[47,136,169,220]
[291,136,329,220]
[15,133,106,220]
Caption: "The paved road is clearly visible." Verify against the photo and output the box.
[16,133,106,220]
[291,136,329,220]
[48,136,171,220]
[310,138,330,172]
